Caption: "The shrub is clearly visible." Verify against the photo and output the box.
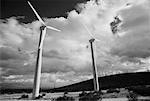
[127,91,138,101]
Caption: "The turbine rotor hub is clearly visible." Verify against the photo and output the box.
[40,26,46,30]
[89,38,95,43]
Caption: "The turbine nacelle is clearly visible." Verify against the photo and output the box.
[89,38,95,43]
[40,25,46,30]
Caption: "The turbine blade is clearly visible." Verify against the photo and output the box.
[46,26,61,32]
[81,22,100,41]
[39,28,47,49]
[27,1,45,25]
[95,38,100,42]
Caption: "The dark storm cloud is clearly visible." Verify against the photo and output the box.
[112,47,150,58]
[42,62,74,73]
[43,50,69,60]
[120,56,144,64]
[0,60,34,76]
[1,0,87,23]
[0,47,34,76]
[0,47,29,60]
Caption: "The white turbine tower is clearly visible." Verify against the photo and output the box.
[27,1,61,99]
[82,23,100,92]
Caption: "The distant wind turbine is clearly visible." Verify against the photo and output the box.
[81,23,100,92]
[27,1,61,99]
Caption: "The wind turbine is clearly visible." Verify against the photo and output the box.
[27,1,61,99]
[82,23,100,92]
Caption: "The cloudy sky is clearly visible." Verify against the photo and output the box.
[0,0,150,89]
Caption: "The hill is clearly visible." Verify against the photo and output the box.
[1,72,150,94]
[52,72,150,92]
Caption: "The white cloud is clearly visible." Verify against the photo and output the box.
[111,0,150,58]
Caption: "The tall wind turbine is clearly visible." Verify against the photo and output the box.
[27,1,61,99]
[82,23,100,92]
